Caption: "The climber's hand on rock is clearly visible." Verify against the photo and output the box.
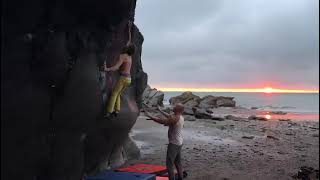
[105,67,110,71]
[102,62,110,71]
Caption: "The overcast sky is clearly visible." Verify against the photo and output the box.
[135,0,319,90]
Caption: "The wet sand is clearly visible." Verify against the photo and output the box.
[125,108,319,180]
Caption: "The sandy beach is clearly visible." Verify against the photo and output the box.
[125,108,319,180]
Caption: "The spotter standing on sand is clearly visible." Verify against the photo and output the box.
[145,103,185,180]
[104,21,135,119]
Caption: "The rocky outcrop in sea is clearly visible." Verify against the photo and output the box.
[169,92,236,109]
[147,92,236,121]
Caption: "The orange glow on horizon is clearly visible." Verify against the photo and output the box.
[155,87,319,93]
[263,87,274,94]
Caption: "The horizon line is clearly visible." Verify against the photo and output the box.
[156,87,319,94]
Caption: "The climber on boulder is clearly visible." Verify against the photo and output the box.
[104,21,135,119]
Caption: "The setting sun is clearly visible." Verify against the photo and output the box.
[263,87,274,94]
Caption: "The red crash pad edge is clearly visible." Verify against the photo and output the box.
[116,164,168,175]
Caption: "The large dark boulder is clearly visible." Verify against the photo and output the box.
[1,0,147,179]
[194,108,213,119]
[169,92,236,110]
[199,95,236,108]
[142,85,164,107]
[169,92,201,107]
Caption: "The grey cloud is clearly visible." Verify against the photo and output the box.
[136,0,319,89]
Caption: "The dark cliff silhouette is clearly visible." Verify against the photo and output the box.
[1,0,148,179]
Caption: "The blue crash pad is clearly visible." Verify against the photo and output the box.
[85,171,156,180]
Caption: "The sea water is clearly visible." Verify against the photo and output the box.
[163,92,319,114]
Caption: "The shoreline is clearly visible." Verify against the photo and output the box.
[208,107,319,121]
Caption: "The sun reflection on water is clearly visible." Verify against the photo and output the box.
[265,114,272,120]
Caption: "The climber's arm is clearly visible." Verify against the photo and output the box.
[157,106,171,118]
[105,56,123,71]
[126,21,132,46]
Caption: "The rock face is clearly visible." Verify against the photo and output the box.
[198,95,218,109]
[184,115,197,122]
[183,107,195,115]
[248,115,268,121]
[292,166,319,180]
[169,92,236,109]
[199,95,236,108]
[168,92,236,121]
[2,0,147,179]
[194,108,213,119]
[142,85,164,107]
[216,97,236,107]
[169,92,201,107]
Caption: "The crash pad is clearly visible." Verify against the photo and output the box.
[117,164,167,175]
[85,171,156,180]
[156,177,169,180]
